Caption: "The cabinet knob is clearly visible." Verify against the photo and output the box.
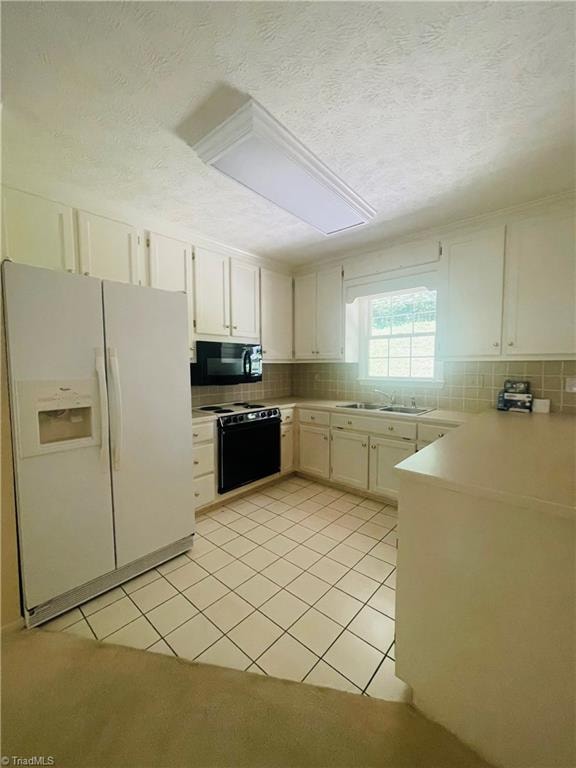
[371,445,377,450]
[193,433,199,438]
[438,433,445,438]
[323,435,328,441]
[388,426,394,431]
[507,341,514,347]
[347,420,352,425]
[362,443,367,448]
[194,492,200,498]
[263,350,267,354]
[193,460,199,465]
[233,325,238,330]
[224,324,230,329]
[310,416,315,421]
[492,342,499,347]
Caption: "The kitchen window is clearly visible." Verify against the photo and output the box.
[359,287,440,381]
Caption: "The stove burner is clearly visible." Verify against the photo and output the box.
[199,406,221,411]
[214,408,234,413]
[233,402,265,409]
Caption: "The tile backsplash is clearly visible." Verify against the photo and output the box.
[191,363,293,406]
[190,360,575,414]
[291,360,576,415]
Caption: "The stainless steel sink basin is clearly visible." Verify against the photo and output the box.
[337,403,432,415]
[379,405,432,415]
[337,403,382,410]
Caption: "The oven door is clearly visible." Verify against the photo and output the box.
[191,342,262,386]
[218,418,280,493]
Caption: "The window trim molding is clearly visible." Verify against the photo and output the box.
[357,287,443,384]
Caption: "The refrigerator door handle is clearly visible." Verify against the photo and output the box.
[95,349,110,471]
[108,347,124,471]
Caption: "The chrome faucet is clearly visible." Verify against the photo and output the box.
[374,389,397,405]
[410,396,417,409]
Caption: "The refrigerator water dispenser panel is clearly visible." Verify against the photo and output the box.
[17,379,101,457]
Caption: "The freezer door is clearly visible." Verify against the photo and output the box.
[2,263,116,609]
[102,281,195,566]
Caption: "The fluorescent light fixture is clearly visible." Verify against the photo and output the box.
[193,99,376,235]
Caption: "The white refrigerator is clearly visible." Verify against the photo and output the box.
[2,262,195,626]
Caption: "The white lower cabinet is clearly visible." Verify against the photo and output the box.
[191,422,216,510]
[281,424,294,473]
[193,474,215,509]
[299,424,330,478]
[330,430,368,490]
[369,437,416,498]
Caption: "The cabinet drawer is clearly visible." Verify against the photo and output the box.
[331,412,417,440]
[192,422,214,443]
[280,409,294,424]
[418,423,455,443]
[193,474,215,508]
[298,409,330,426]
[193,443,214,477]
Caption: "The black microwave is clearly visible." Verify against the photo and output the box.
[191,342,263,386]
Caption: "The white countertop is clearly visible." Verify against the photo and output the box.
[396,410,576,518]
[191,397,470,426]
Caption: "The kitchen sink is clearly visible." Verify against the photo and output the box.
[337,403,382,410]
[379,405,432,415]
[337,403,432,415]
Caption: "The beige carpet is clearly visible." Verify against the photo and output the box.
[2,630,490,768]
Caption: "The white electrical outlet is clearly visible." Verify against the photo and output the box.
[565,376,576,393]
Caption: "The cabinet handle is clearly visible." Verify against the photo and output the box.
[193,460,199,465]
[438,433,445,438]
[507,341,514,347]
[362,443,367,448]
[233,325,238,330]
[347,420,352,425]
[310,416,315,421]
[193,432,199,438]
[263,350,267,354]
[492,342,499,347]
[323,435,328,441]
[388,426,395,432]
[194,492,200,498]
[371,445,377,450]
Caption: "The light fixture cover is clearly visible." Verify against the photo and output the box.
[193,99,376,235]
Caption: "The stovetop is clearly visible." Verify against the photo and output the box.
[193,401,267,415]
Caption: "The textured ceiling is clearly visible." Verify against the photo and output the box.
[2,2,574,264]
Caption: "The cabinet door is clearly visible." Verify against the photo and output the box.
[78,211,139,284]
[294,273,317,359]
[503,212,575,355]
[281,425,294,473]
[149,233,195,354]
[316,265,343,359]
[331,430,368,490]
[261,269,293,360]
[369,437,416,498]
[230,259,260,339]
[440,227,505,357]
[194,247,230,337]
[2,188,76,272]
[298,424,330,478]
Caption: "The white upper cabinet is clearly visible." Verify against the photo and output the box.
[230,260,260,339]
[148,232,194,353]
[294,266,343,360]
[261,269,293,361]
[294,272,317,359]
[503,212,575,355]
[440,226,505,357]
[2,187,76,272]
[316,265,344,359]
[78,211,140,284]
[194,247,230,337]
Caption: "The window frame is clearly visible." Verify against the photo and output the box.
[357,286,444,385]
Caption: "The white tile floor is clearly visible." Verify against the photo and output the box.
[43,477,410,701]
